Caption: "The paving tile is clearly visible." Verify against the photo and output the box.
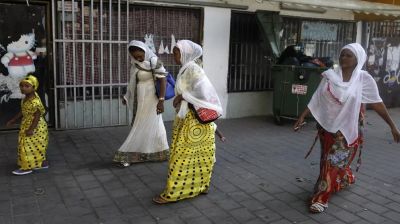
[0,108,400,224]
[228,207,256,222]
[356,210,387,224]
[14,214,42,224]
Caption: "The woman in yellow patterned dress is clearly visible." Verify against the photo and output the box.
[6,75,48,175]
[153,40,223,203]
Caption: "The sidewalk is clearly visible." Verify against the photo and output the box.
[1,108,400,224]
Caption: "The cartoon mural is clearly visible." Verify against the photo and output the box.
[0,3,49,129]
[0,33,36,102]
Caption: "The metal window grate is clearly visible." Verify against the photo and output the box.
[281,17,356,65]
[53,0,201,129]
[367,20,400,38]
[228,12,273,92]
[227,14,355,93]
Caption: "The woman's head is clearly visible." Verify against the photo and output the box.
[339,49,357,70]
[128,46,145,62]
[20,74,38,95]
[175,40,202,66]
[339,43,367,71]
[127,40,155,63]
[173,47,181,65]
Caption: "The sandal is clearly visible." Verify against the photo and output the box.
[309,202,327,213]
[12,169,32,176]
[114,162,130,168]
[201,189,209,195]
[152,195,173,204]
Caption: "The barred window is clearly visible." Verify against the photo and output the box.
[56,3,201,100]
[228,12,273,92]
[367,20,400,38]
[281,17,356,65]
[227,14,356,93]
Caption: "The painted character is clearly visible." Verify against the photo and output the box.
[0,33,36,103]
[1,33,36,77]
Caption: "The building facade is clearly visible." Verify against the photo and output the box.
[0,0,399,130]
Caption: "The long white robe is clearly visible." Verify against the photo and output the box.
[114,69,169,163]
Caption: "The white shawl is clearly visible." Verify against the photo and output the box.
[175,40,223,118]
[308,43,382,144]
[124,40,166,111]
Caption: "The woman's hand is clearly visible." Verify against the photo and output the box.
[293,116,306,132]
[156,100,164,114]
[173,95,183,108]
[220,136,226,142]
[25,129,34,136]
[293,107,310,131]
[391,127,400,143]
[370,102,400,143]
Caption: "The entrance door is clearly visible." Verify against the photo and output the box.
[0,1,52,130]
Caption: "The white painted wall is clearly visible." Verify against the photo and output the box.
[159,7,232,121]
[202,7,231,118]
[148,0,354,21]
[356,21,362,44]
[231,0,353,20]
[226,91,273,118]
[56,1,359,129]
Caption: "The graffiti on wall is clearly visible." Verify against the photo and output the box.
[367,37,400,107]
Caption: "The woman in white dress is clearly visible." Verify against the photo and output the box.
[113,40,169,167]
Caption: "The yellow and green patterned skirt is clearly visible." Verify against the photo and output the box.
[160,110,215,202]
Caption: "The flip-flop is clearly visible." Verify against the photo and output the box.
[152,195,173,204]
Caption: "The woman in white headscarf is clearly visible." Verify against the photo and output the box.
[153,40,222,204]
[113,40,169,167]
[294,43,400,213]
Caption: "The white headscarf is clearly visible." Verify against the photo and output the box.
[176,40,203,75]
[174,40,223,118]
[308,43,382,145]
[128,40,166,73]
[124,40,166,111]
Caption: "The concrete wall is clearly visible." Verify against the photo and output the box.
[160,6,232,122]
[146,0,354,21]
[59,1,355,128]
[226,91,273,118]
[202,7,231,118]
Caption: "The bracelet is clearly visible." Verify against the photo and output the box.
[158,97,165,101]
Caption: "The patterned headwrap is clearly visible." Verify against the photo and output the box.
[20,75,39,91]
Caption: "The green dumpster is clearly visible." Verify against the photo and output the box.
[272,65,326,125]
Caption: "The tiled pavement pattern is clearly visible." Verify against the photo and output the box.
[1,108,400,224]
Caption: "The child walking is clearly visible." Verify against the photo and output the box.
[7,75,49,175]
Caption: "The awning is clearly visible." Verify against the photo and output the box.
[264,0,400,17]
